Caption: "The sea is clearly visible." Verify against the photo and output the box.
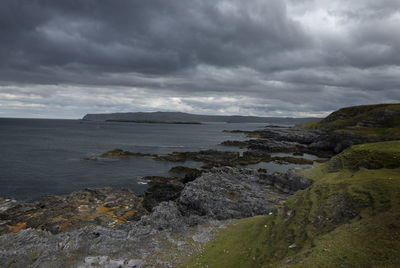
[0,118,312,201]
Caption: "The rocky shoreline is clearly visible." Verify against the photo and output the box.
[222,127,368,156]
[91,123,374,170]
[1,103,399,267]
[0,167,311,267]
[1,125,318,266]
[0,188,148,235]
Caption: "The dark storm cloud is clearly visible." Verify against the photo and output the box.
[0,0,399,118]
[0,0,306,77]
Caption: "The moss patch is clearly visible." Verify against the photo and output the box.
[321,141,400,172]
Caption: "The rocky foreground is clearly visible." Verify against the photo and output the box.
[0,167,311,267]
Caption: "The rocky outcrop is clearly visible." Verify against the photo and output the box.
[168,166,203,183]
[308,131,369,153]
[0,188,147,235]
[142,182,184,212]
[0,167,311,267]
[223,127,370,156]
[96,129,325,168]
[100,149,157,158]
[179,167,291,220]
[249,128,321,144]
[155,150,240,165]
[99,148,317,169]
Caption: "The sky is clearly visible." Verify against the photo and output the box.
[0,0,399,119]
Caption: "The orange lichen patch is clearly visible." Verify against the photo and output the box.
[96,205,112,213]
[122,210,135,218]
[7,222,27,233]
[60,205,134,228]
[32,211,43,217]
[78,205,89,212]
[60,221,70,231]
[96,205,127,225]
[50,215,65,223]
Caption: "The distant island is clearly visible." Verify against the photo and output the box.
[83,111,321,124]
[105,119,201,125]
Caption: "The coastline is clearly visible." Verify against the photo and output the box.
[1,103,399,267]
[105,119,202,124]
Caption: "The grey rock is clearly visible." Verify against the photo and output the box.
[179,167,290,220]
[0,198,19,212]
[0,188,148,235]
[252,128,321,145]
[228,127,372,158]
[0,167,310,267]
[259,170,312,194]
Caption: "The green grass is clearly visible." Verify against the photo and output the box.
[299,104,400,138]
[181,216,271,268]
[182,141,400,267]
[322,103,400,125]
[321,141,400,171]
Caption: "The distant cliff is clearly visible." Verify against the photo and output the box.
[82,111,320,124]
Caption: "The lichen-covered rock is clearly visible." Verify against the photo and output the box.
[0,188,147,235]
[0,202,224,267]
[179,167,289,220]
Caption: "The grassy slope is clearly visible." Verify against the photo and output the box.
[182,141,400,267]
[300,103,400,139]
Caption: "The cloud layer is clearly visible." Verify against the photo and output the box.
[0,0,399,118]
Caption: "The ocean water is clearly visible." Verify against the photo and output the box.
[0,118,310,201]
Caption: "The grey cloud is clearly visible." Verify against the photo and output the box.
[0,0,399,118]
[0,0,307,78]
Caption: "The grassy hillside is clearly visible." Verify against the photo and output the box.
[301,103,400,139]
[182,141,400,267]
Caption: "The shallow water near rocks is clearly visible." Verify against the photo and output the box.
[0,118,301,201]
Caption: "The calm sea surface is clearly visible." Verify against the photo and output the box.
[0,118,307,201]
